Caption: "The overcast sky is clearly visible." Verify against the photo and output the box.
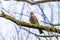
[0,0,60,40]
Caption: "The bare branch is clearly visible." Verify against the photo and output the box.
[41,21,60,26]
[36,34,60,37]
[0,11,60,34]
[5,0,59,5]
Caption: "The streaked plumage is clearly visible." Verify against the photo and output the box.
[30,12,43,34]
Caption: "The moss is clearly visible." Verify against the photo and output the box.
[0,12,60,33]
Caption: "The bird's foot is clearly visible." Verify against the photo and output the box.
[34,24,38,27]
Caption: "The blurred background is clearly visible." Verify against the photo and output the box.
[0,0,60,40]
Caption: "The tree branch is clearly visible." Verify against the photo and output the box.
[0,11,60,34]
[5,0,58,5]
[20,27,60,37]
[18,0,59,5]
[41,21,60,26]
[36,34,60,37]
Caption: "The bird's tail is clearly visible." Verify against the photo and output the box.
[38,29,43,34]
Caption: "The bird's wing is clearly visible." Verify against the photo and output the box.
[34,16,39,24]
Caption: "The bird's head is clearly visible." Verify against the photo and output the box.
[30,12,34,16]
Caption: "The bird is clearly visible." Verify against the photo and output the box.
[29,12,43,34]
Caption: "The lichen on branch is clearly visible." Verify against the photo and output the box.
[0,11,60,34]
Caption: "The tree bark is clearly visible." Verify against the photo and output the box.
[5,0,58,5]
[0,11,60,34]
